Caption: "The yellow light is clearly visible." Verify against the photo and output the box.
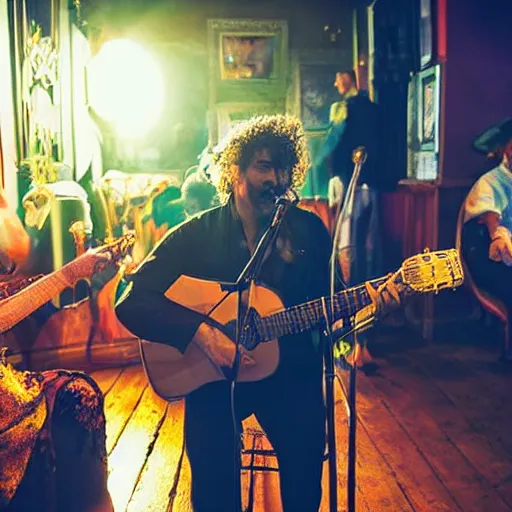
[87,39,165,140]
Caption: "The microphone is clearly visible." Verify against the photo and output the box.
[275,188,299,205]
[269,189,298,228]
[352,146,367,165]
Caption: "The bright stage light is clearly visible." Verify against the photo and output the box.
[87,39,164,139]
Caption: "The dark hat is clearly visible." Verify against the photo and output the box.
[472,118,512,155]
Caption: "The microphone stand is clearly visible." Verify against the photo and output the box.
[222,193,295,512]
[329,146,367,512]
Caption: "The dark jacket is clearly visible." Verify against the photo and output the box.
[331,93,382,189]
[115,199,333,377]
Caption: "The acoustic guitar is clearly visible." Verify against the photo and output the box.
[0,233,135,334]
[139,248,464,401]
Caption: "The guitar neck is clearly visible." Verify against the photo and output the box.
[258,276,390,342]
[0,270,71,333]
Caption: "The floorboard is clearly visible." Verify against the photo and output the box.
[364,357,511,512]
[339,369,460,512]
[86,339,512,512]
[90,367,123,395]
[410,349,512,457]
[102,366,148,455]
[338,370,415,512]
[126,401,186,512]
[383,355,512,491]
[108,386,168,512]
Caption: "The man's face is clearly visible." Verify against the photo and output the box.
[235,148,291,218]
[333,72,353,96]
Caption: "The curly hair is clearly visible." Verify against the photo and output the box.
[214,114,310,203]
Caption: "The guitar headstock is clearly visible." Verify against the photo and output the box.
[101,232,136,263]
[61,232,136,286]
[398,248,464,294]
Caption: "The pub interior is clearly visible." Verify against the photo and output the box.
[1,0,512,511]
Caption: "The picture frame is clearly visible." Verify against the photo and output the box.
[418,64,440,152]
[287,49,351,134]
[419,0,434,69]
[298,63,341,131]
[219,34,277,81]
[207,19,288,106]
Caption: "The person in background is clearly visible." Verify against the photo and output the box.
[315,69,383,367]
[462,118,512,355]
[134,172,219,263]
[180,170,219,218]
[149,172,218,240]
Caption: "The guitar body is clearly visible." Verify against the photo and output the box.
[138,248,464,401]
[139,275,283,401]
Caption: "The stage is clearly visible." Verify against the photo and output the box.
[89,328,512,512]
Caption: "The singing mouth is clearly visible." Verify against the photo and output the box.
[260,190,276,203]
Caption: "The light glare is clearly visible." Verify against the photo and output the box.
[87,39,164,139]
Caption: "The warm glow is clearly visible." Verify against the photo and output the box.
[87,39,165,139]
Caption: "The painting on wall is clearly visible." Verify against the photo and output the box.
[299,64,340,131]
[421,75,435,144]
[207,19,288,106]
[418,64,440,151]
[220,35,276,80]
[419,0,434,68]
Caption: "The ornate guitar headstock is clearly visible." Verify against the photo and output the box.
[100,231,136,264]
[398,248,464,294]
[61,231,136,286]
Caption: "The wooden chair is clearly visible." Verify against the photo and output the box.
[241,422,281,512]
[455,203,511,360]
[240,415,329,511]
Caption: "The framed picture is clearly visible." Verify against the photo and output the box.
[419,0,434,68]
[220,34,276,80]
[418,64,440,152]
[207,19,288,106]
[299,63,340,131]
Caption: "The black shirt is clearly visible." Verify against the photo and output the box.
[115,197,333,377]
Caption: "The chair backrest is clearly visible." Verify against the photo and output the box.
[456,200,508,321]
[455,201,465,253]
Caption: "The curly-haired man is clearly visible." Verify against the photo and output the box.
[116,115,332,511]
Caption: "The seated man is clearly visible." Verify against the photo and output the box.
[180,170,219,218]
[461,118,512,354]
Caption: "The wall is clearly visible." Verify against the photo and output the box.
[0,0,18,205]
[82,0,354,173]
[443,0,512,185]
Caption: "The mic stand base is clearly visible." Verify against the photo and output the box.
[347,332,357,512]
[324,332,338,512]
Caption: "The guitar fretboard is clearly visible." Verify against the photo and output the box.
[257,276,389,342]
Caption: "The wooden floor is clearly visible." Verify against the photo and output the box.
[90,329,512,512]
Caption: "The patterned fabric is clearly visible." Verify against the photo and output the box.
[0,361,108,511]
[0,358,47,508]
